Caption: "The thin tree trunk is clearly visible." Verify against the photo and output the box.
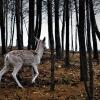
[65,0,70,66]
[37,0,42,38]
[9,0,15,50]
[34,0,42,39]
[5,0,8,47]
[73,0,78,51]
[47,0,55,91]
[15,0,23,49]
[34,0,39,37]
[0,0,6,54]
[86,0,93,99]
[70,0,74,53]
[61,1,66,56]
[89,0,100,41]
[89,0,99,61]
[54,0,62,59]
[9,15,15,50]
[28,0,35,50]
[73,0,78,24]
[78,0,88,81]
[20,0,23,47]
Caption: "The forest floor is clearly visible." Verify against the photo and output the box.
[0,50,100,100]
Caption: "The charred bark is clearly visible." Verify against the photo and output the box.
[47,0,55,91]
[54,0,62,59]
[78,0,88,81]
[28,0,35,50]
[15,0,23,49]
[0,0,6,54]
[65,0,70,66]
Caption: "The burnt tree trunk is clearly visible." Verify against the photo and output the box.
[65,0,70,67]
[35,0,42,39]
[15,0,23,49]
[0,0,6,54]
[86,0,94,99]
[89,0,99,60]
[78,0,88,81]
[61,1,66,56]
[54,0,62,59]
[28,0,35,50]
[5,0,8,47]
[74,0,79,51]
[37,0,42,38]
[20,0,23,47]
[47,0,55,91]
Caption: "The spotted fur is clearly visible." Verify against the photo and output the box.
[0,37,45,88]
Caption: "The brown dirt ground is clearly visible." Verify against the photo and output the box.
[0,51,100,100]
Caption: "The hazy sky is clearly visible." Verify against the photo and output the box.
[0,13,100,50]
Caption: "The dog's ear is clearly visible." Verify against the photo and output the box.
[43,37,46,42]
